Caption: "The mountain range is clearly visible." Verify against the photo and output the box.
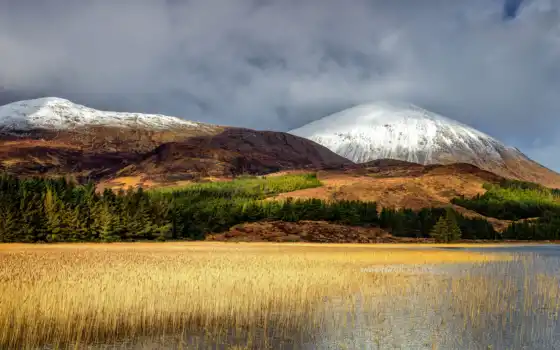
[0,98,349,184]
[0,97,559,192]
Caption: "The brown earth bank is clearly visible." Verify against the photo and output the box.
[206,220,424,243]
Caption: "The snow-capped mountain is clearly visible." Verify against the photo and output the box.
[289,101,523,167]
[0,97,350,182]
[0,97,204,131]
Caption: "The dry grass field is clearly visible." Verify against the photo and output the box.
[0,243,556,349]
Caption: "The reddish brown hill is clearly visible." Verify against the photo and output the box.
[274,161,501,208]
[0,139,139,179]
[0,126,351,183]
[271,161,513,229]
[0,125,222,179]
[207,221,411,243]
[358,154,560,189]
[116,128,352,182]
[499,150,560,188]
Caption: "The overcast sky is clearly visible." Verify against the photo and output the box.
[1,0,560,169]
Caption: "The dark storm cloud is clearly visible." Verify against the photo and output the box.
[1,0,560,169]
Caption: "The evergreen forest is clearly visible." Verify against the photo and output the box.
[0,173,558,242]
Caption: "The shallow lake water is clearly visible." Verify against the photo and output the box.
[79,245,560,350]
[314,245,560,350]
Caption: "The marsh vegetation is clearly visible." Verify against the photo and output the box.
[1,243,559,349]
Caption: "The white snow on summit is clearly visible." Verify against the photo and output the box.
[0,97,204,131]
[289,101,519,165]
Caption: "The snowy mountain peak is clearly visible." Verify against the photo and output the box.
[289,102,519,166]
[0,97,204,131]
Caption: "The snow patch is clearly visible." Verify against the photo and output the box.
[0,97,204,131]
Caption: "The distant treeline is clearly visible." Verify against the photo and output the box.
[452,179,560,240]
[0,173,500,243]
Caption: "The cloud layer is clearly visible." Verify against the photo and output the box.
[1,0,560,168]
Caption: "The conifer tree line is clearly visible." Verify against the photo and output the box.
[452,179,560,240]
[502,212,560,240]
[0,175,171,242]
[0,173,556,243]
[377,207,494,240]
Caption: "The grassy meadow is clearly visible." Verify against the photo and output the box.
[3,242,556,349]
[148,173,323,197]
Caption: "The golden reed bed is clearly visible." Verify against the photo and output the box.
[0,242,519,348]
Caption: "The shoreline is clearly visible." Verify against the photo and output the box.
[1,240,558,248]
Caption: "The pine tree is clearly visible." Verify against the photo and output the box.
[430,216,448,242]
[92,201,120,242]
[0,209,19,242]
[445,209,462,242]
[430,209,462,243]
[379,207,393,229]
[65,205,90,241]
[19,192,46,242]
[44,188,66,242]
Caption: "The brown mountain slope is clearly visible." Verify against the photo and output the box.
[274,162,501,207]
[499,150,560,188]
[0,139,139,179]
[271,162,511,230]
[116,128,352,183]
[0,126,351,183]
[0,124,223,179]
[362,152,560,189]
